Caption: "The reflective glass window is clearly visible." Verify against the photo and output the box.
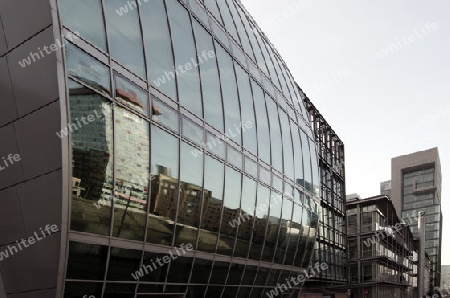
[104,0,146,78]
[290,121,304,188]
[250,184,270,260]
[265,95,283,172]
[240,265,257,285]
[193,21,224,131]
[66,242,108,280]
[259,165,271,186]
[286,202,302,265]
[151,96,179,132]
[261,192,282,262]
[274,198,293,263]
[234,176,257,258]
[189,0,210,27]
[226,0,254,59]
[139,251,169,282]
[309,139,320,196]
[210,261,230,284]
[279,111,295,181]
[205,132,226,159]
[175,141,204,246]
[147,126,179,245]
[251,81,271,164]
[104,283,136,297]
[237,7,265,70]
[190,258,213,284]
[254,267,269,286]
[218,167,242,256]
[210,21,230,49]
[235,63,258,156]
[69,90,113,236]
[227,263,245,285]
[227,145,242,169]
[259,40,280,91]
[140,0,177,100]
[64,282,103,298]
[59,0,107,51]
[244,156,258,178]
[112,107,149,241]
[166,256,193,283]
[216,43,242,144]
[300,130,313,193]
[182,117,204,145]
[114,73,148,116]
[166,0,203,117]
[295,208,311,267]
[247,24,269,76]
[216,0,240,43]
[198,155,224,252]
[203,0,223,25]
[107,247,142,281]
[65,43,110,96]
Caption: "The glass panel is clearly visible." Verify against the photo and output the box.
[285,202,302,265]
[227,145,242,169]
[234,176,257,258]
[249,184,270,260]
[107,247,142,281]
[265,94,283,172]
[166,256,193,283]
[290,121,304,188]
[151,96,179,132]
[112,107,149,241]
[69,89,113,236]
[251,80,271,164]
[198,155,224,252]
[66,242,108,280]
[227,0,253,58]
[210,21,230,49]
[64,282,103,298]
[206,132,226,159]
[309,138,320,196]
[104,283,136,297]
[104,0,146,78]
[59,0,107,51]
[245,156,258,178]
[274,198,293,263]
[218,167,242,256]
[216,42,242,145]
[166,0,202,117]
[190,258,213,284]
[147,126,179,245]
[236,6,263,67]
[227,263,245,285]
[300,130,313,193]
[189,0,210,27]
[279,111,295,181]
[182,117,204,145]
[139,251,169,282]
[235,63,257,156]
[203,0,223,25]
[261,191,282,262]
[192,21,224,131]
[65,43,110,96]
[216,0,240,43]
[247,23,268,76]
[114,73,148,115]
[174,141,204,246]
[141,0,177,100]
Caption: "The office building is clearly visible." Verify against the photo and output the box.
[345,195,419,298]
[0,0,323,297]
[391,148,443,289]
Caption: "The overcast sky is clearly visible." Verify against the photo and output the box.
[240,0,450,265]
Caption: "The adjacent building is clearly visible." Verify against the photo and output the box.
[301,95,347,297]
[390,148,443,290]
[0,0,324,297]
[345,194,419,298]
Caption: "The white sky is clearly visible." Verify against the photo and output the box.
[240,0,450,265]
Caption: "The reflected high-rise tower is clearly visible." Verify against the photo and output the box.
[0,0,324,297]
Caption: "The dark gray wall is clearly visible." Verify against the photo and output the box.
[0,0,65,297]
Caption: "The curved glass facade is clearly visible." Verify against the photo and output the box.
[59,0,321,297]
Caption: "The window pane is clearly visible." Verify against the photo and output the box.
[227,0,253,57]
[112,107,149,241]
[151,96,179,132]
[218,167,242,256]
[261,191,282,262]
[175,141,204,246]
[107,247,142,281]
[147,126,179,245]
[286,203,302,265]
[216,43,242,144]
[59,0,107,51]
[252,80,271,164]
[235,63,258,155]
[69,89,113,236]
[216,0,240,43]
[139,251,168,282]
[198,155,224,253]
[114,73,148,115]
[300,130,313,193]
[290,123,304,188]
[274,198,293,263]
[104,0,146,78]
[309,138,320,196]
[265,94,283,172]
[249,184,270,260]
[65,43,110,96]
[64,282,103,298]
[166,0,202,117]
[203,0,223,25]
[141,0,177,100]
[66,241,108,280]
[193,21,224,131]
[279,111,295,181]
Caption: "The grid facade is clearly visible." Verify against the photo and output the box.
[59,0,321,297]
[301,96,347,294]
